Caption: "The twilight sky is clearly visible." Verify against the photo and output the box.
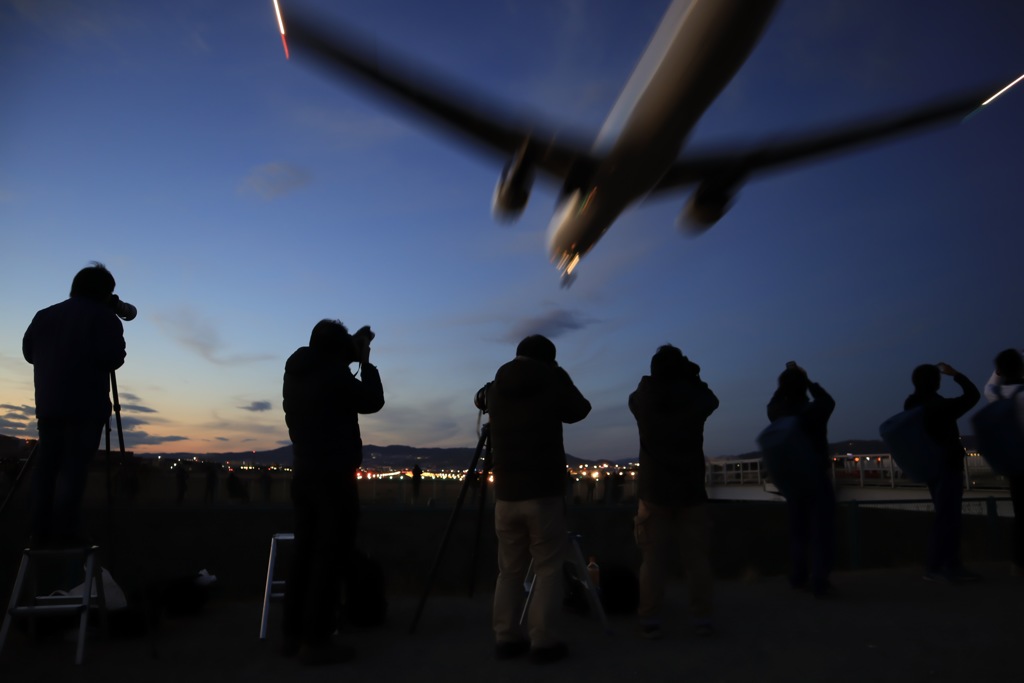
[2,0,1023,460]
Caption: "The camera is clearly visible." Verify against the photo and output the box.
[108,294,137,321]
[474,382,491,414]
[348,325,374,362]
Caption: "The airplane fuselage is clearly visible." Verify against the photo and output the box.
[285,0,990,282]
[548,0,778,278]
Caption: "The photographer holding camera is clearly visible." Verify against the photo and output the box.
[630,345,719,639]
[22,262,128,547]
[281,319,383,665]
[767,361,837,596]
[484,334,590,664]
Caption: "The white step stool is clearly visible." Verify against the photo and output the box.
[0,545,109,665]
[259,532,293,640]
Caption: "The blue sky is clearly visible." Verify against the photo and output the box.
[2,0,1023,460]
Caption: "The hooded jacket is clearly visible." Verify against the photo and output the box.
[23,296,126,422]
[486,356,591,501]
[629,374,719,506]
[767,382,835,468]
[283,346,384,474]
[904,372,979,472]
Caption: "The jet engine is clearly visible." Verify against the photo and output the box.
[680,181,738,234]
[491,155,534,222]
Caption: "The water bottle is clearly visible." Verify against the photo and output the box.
[587,556,600,588]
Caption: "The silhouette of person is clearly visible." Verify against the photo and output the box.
[905,362,980,582]
[630,345,719,638]
[260,467,273,502]
[227,471,249,502]
[175,463,189,504]
[484,334,590,664]
[411,463,422,502]
[204,461,219,503]
[583,474,596,503]
[22,262,126,546]
[982,349,1024,576]
[767,362,836,597]
[282,320,383,664]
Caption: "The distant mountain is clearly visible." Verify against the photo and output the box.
[0,433,980,469]
[142,443,598,471]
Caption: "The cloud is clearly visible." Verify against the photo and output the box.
[291,103,412,149]
[111,391,159,415]
[124,431,189,447]
[120,403,157,414]
[0,404,33,417]
[503,308,596,343]
[0,404,35,437]
[239,401,272,413]
[186,27,211,55]
[238,163,311,200]
[111,413,188,448]
[10,0,113,40]
[361,399,466,448]
[152,307,275,365]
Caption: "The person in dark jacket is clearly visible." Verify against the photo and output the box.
[630,345,718,639]
[904,362,980,582]
[281,319,384,665]
[485,335,590,664]
[983,349,1024,576]
[766,362,836,596]
[22,262,126,546]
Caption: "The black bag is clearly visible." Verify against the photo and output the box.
[341,549,387,627]
[597,563,639,615]
[562,561,638,616]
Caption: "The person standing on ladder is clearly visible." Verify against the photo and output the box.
[22,262,127,548]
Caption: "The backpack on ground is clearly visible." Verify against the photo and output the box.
[341,549,387,627]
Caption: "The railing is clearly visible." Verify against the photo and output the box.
[706,452,1010,491]
[842,495,1012,569]
[706,458,764,486]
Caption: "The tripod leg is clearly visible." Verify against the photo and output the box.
[518,558,536,626]
[0,444,36,522]
[409,431,484,634]
[467,431,492,598]
[106,371,129,567]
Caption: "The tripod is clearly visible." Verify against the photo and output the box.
[0,371,126,663]
[409,422,493,634]
[0,371,126,545]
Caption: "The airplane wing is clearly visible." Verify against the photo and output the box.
[651,89,995,191]
[284,12,595,181]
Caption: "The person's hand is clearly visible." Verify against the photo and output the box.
[937,362,957,376]
[353,326,374,365]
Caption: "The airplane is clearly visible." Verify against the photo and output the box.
[280,0,1012,285]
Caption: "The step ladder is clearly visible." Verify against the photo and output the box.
[259,532,294,639]
[0,545,109,665]
[520,532,610,634]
